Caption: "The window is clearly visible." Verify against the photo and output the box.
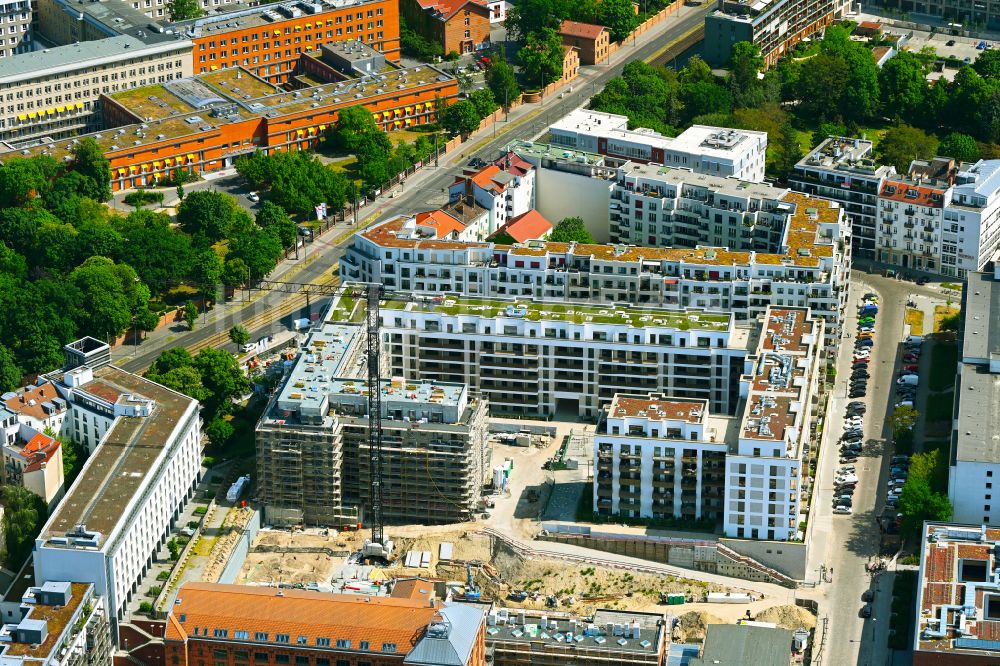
[316,638,331,647]
[334,639,348,648]
[235,631,249,640]
[275,656,290,665]
[296,636,308,645]
[276,634,290,644]
[382,644,397,653]
[254,632,268,641]
[359,641,370,651]
[254,654,268,663]
[294,658,308,666]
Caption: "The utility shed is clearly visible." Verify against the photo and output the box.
[690,624,792,666]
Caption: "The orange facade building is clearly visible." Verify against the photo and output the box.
[5,63,457,191]
[400,0,491,55]
[163,582,487,666]
[185,0,400,84]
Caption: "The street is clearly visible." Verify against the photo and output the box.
[112,2,715,374]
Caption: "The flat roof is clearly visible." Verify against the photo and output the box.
[41,367,197,540]
[608,396,707,423]
[175,0,385,34]
[1,583,90,659]
[0,36,187,84]
[691,624,792,666]
[487,607,664,654]
[271,322,362,420]
[953,366,1000,464]
[507,139,609,166]
[962,269,1000,364]
[915,522,1000,656]
[376,294,733,331]
[795,135,892,177]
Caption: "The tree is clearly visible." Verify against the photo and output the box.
[190,249,223,301]
[222,258,250,289]
[549,216,594,243]
[184,301,198,330]
[442,100,481,136]
[598,0,639,42]
[1,484,46,567]
[148,347,194,377]
[255,201,297,248]
[518,28,564,88]
[0,157,56,208]
[400,15,443,62]
[205,418,235,447]
[229,325,250,347]
[796,52,849,120]
[0,344,21,392]
[330,106,381,154]
[939,132,980,162]
[193,347,250,419]
[155,365,210,403]
[680,81,732,123]
[115,209,194,295]
[69,138,112,202]
[486,59,520,109]
[899,477,952,538]
[728,41,765,108]
[974,48,1000,80]
[879,51,927,122]
[167,0,201,20]
[176,190,242,244]
[167,537,180,560]
[879,125,939,173]
[469,88,498,119]
[68,257,151,341]
[679,56,715,85]
[775,122,803,182]
[504,0,563,41]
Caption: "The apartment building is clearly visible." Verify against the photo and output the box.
[486,607,668,666]
[913,522,1000,665]
[2,64,456,190]
[0,0,32,59]
[0,582,112,666]
[400,0,491,55]
[164,582,488,666]
[0,36,192,144]
[256,319,490,527]
[703,0,845,68]
[346,286,751,419]
[548,110,767,182]
[872,0,1000,32]
[0,426,64,506]
[593,395,731,522]
[948,256,1000,525]
[448,155,536,238]
[790,135,897,259]
[557,20,609,65]
[32,339,202,632]
[724,308,823,541]
[344,186,850,347]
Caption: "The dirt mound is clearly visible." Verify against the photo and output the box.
[674,610,725,643]
[755,604,817,630]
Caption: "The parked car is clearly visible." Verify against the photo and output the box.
[904,364,919,372]
[862,590,874,602]
[834,505,853,514]
[861,604,872,618]
[898,375,919,386]
[247,191,260,202]
[849,390,867,398]
[837,473,859,484]
[905,335,925,346]
[916,276,930,285]
[848,401,866,409]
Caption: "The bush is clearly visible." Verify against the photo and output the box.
[156,571,170,581]
[194,506,208,516]
[146,585,162,597]
[139,602,154,614]
[202,455,216,467]
[123,189,165,208]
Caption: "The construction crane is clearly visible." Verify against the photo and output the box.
[255,278,394,559]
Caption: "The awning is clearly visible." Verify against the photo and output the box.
[304,22,311,27]
[404,119,412,126]
[394,109,402,117]
[426,101,434,110]
[294,25,301,31]
[307,127,316,134]
[664,278,678,284]
[117,168,126,176]
[405,106,413,113]
[56,106,65,113]
[415,103,423,111]
[164,157,173,165]
[296,129,304,135]
[273,29,281,35]
[16,114,25,121]
[187,153,196,161]
[318,124,327,130]
[211,65,219,71]
[129,166,137,173]
[44,108,53,116]
[75,102,84,110]
[394,120,401,127]
[153,161,161,167]
[27,112,35,119]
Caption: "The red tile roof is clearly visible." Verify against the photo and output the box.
[493,152,533,177]
[4,382,61,421]
[414,210,466,239]
[22,432,60,473]
[489,210,552,243]
[880,180,946,208]
[414,0,487,21]
[165,583,437,653]
[558,20,607,40]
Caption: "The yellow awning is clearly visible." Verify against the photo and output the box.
[56,106,65,113]
[394,109,402,117]
[16,114,25,121]
[117,168,126,176]
[273,29,281,35]
[394,120,401,127]
[404,119,412,126]
[304,22,311,27]
[294,25,301,31]
[405,106,413,113]
[210,65,218,71]
[27,112,35,119]
[415,103,423,111]
[187,153,196,161]
[296,129,304,135]
[164,158,173,165]
[426,101,434,110]
[153,161,161,167]
[129,166,137,173]
[318,124,327,130]
[43,108,51,116]
[75,102,84,110]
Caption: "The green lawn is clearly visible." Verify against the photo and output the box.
[928,341,959,392]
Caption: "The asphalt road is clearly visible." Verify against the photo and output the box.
[116,5,714,374]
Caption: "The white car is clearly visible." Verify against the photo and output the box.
[248,191,260,202]
[837,474,859,485]
[833,505,853,515]
[845,417,864,427]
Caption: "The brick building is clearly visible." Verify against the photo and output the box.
[2,64,457,191]
[163,583,487,666]
[401,0,491,55]
[557,20,609,65]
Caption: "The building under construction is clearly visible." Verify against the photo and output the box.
[255,318,490,527]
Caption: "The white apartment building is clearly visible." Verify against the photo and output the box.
[0,36,192,144]
[355,291,752,419]
[724,308,823,541]
[948,256,1000,524]
[33,339,202,633]
[448,153,536,237]
[594,396,730,522]
[343,185,850,346]
[790,135,896,260]
[547,109,767,183]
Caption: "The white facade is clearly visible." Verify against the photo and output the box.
[594,396,729,521]
[448,160,536,236]
[486,0,507,22]
[33,363,201,631]
[547,109,767,182]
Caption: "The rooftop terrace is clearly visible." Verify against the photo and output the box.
[0,583,90,659]
[41,367,197,540]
